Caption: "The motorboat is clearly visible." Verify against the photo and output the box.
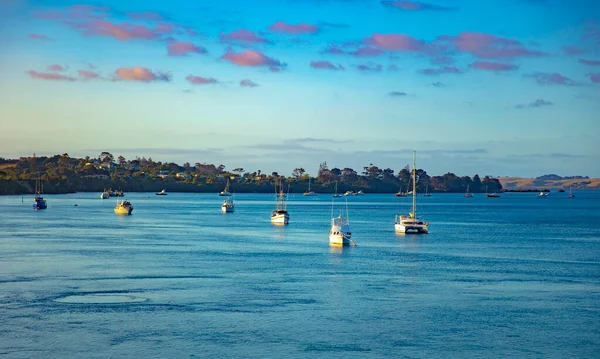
[114,200,134,215]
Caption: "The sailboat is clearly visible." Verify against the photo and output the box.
[394,151,428,234]
[303,177,316,196]
[569,185,575,198]
[329,196,354,246]
[464,184,473,197]
[219,179,232,196]
[424,184,432,197]
[33,179,47,210]
[333,181,342,198]
[537,191,549,197]
[271,181,290,224]
[221,194,235,213]
[395,186,407,197]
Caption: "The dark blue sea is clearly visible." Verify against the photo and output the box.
[1,192,599,358]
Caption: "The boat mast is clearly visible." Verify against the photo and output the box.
[412,150,417,219]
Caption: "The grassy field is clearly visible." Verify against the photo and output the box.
[498,177,600,190]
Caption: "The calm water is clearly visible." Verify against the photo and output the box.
[1,192,599,358]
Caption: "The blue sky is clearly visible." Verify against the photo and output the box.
[1,0,599,177]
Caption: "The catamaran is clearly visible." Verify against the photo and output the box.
[394,151,428,234]
[464,184,473,197]
[271,181,289,224]
[304,178,316,196]
[329,197,354,246]
[219,179,232,196]
[33,179,47,210]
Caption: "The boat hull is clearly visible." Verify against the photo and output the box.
[394,223,428,234]
[114,206,133,215]
[329,234,351,246]
[221,206,234,213]
[271,213,289,224]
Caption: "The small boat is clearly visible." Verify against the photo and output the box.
[356,190,364,195]
[100,191,110,199]
[395,186,407,197]
[271,181,289,225]
[156,189,168,196]
[33,180,47,210]
[569,185,575,198]
[395,151,428,234]
[221,196,234,213]
[486,185,500,198]
[303,178,317,196]
[344,190,355,196]
[464,184,473,198]
[329,197,354,246]
[114,200,133,215]
[537,191,549,197]
[424,184,432,197]
[557,189,565,193]
[333,181,342,198]
[219,179,232,196]
[109,189,124,197]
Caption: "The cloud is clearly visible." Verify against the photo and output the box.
[528,72,578,86]
[240,79,259,87]
[78,70,100,79]
[35,5,109,20]
[126,11,164,21]
[364,33,427,53]
[388,91,408,96]
[418,66,461,75]
[68,5,110,11]
[26,70,76,81]
[167,41,207,56]
[381,1,456,11]
[310,61,344,70]
[350,47,385,57]
[323,46,346,55]
[355,63,382,72]
[469,61,518,72]
[219,29,269,43]
[439,32,544,59]
[222,50,284,70]
[432,81,444,87]
[387,64,400,71]
[28,33,53,41]
[431,56,454,65]
[114,67,171,82]
[65,20,159,40]
[562,46,583,56]
[319,21,349,28]
[515,99,554,109]
[588,73,600,83]
[268,21,319,34]
[47,64,66,72]
[186,75,218,85]
[579,59,600,66]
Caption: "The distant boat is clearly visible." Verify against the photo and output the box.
[424,184,432,197]
[569,186,575,199]
[356,190,364,195]
[109,189,124,197]
[221,196,234,213]
[219,179,232,196]
[464,184,473,198]
[394,151,428,234]
[156,189,168,196]
[537,191,549,198]
[344,190,355,196]
[303,178,317,196]
[486,185,500,198]
[395,186,407,197]
[557,189,565,193]
[100,190,110,199]
[114,200,133,215]
[333,181,342,198]
[329,197,354,246]
[271,181,289,225]
[33,179,47,210]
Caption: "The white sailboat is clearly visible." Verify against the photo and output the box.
[424,184,431,197]
[221,195,235,213]
[394,151,428,234]
[329,197,354,246]
[219,179,232,196]
[569,185,575,198]
[304,177,316,196]
[537,191,549,197]
[271,181,289,224]
[464,184,473,197]
[333,181,342,198]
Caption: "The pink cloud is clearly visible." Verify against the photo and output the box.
[127,11,164,21]
[588,73,600,83]
[470,61,518,72]
[78,70,100,79]
[65,20,159,40]
[323,46,346,55]
[381,1,456,11]
[219,29,269,43]
[240,79,259,87]
[26,70,75,82]
[365,33,426,52]
[310,61,344,70]
[35,5,109,20]
[431,56,454,65]
[418,66,461,75]
[356,63,383,72]
[439,32,544,59]
[68,5,110,11]
[114,67,171,82]
[579,59,600,66]
[268,21,319,34]
[351,47,385,57]
[47,64,66,72]
[167,41,207,56]
[529,72,578,86]
[222,50,283,68]
[562,46,583,56]
[186,75,218,85]
[28,33,53,41]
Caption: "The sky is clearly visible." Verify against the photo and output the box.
[0,0,599,178]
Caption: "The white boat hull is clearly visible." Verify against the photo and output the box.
[221,205,234,213]
[271,213,289,224]
[394,223,428,234]
[329,234,351,246]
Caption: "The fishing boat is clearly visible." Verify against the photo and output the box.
[333,181,342,198]
[486,185,500,198]
[156,189,168,196]
[271,181,289,225]
[221,196,234,213]
[219,179,232,196]
[100,190,110,199]
[537,191,549,197]
[394,151,428,234]
[329,197,354,246]
[569,186,575,198]
[114,200,133,215]
[464,184,473,198]
[424,184,432,197]
[303,178,317,196]
[33,180,47,210]
[109,189,124,197]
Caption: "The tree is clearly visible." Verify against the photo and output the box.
[472,174,482,192]
[341,168,358,183]
[292,167,305,179]
[100,151,114,163]
[117,155,126,165]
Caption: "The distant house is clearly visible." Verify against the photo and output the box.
[98,162,118,171]
[176,172,192,180]
[157,170,170,178]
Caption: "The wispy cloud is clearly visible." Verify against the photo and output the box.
[78,70,100,79]
[310,60,344,70]
[222,50,284,71]
[240,79,259,87]
[28,33,53,41]
[355,63,382,72]
[528,72,579,86]
[350,47,385,57]
[588,73,600,83]
[388,91,408,96]
[268,21,319,34]
[439,32,544,59]
[381,1,457,11]
[418,66,461,75]
[431,56,454,65]
[125,11,165,21]
[432,81,444,87]
[26,70,76,81]
[219,29,269,44]
[167,41,207,56]
[364,33,428,53]
[47,64,66,72]
[64,20,160,41]
[579,58,600,66]
[470,61,518,72]
[186,75,218,85]
[515,99,554,109]
[114,67,171,82]
[562,46,583,56]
